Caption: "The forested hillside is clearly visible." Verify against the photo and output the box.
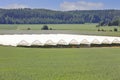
[0,8,120,24]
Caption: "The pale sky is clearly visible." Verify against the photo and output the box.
[0,0,119,10]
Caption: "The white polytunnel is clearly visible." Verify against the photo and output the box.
[80,39,90,44]
[0,34,120,47]
[57,39,67,45]
[102,39,111,44]
[112,39,120,44]
[91,39,101,44]
[17,40,29,46]
[69,39,79,45]
[31,40,43,46]
[45,40,56,45]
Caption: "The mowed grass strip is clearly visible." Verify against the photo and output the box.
[0,46,120,80]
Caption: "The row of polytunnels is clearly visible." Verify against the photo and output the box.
[0,34,120,47]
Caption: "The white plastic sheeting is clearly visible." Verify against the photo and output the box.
[91,39,101,44]
[69,39,79,45]
[31,40,42,46]
[0,34,120,47]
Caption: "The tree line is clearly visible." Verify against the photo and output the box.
[98,19,120,26]
[0,8,120,24]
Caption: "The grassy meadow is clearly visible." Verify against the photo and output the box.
[0,24,120,80]
[0,46,120,80]
[0,24,120,36]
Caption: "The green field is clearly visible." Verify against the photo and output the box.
[0,24,98,30]
[0,46,120,80]
[0,24,119,31]
[0,24,120,36]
